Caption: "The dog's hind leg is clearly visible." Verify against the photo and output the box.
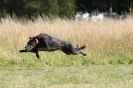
[62,43,86,56]
[78,51,86,56]
[71,49,86,56]
[75,45,86,50]
[67,44,82,55]
[69,45,86,56]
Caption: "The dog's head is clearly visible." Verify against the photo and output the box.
[25,37,39,51]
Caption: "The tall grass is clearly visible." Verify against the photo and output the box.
[0,16,133,67]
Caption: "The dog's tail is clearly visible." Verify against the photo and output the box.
[76,45,86,50]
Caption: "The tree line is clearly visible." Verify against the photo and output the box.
[0,0,132,18]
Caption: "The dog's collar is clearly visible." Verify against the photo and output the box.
[35,37,40,45]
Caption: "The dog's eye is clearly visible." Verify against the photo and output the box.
[28,42,32,45]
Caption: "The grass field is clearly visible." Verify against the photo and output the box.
[0,65,133,88]
[0,17,133,67]
[0,16,133,87]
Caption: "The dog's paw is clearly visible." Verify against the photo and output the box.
[19,50,26,52]
[81,45,86,49]
[83,53,87,56]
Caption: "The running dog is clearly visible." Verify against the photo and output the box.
[20,33,86,59]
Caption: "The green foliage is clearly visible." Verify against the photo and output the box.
[76,0,133,14]
[0,0,76,18]
[0,0,133,18]
[58,0,76,18]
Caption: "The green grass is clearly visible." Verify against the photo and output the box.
[0,47,132,68]
[0,51,133,68]
[0,51,133,88]
[0,65,133,88]
[0,17,133,87]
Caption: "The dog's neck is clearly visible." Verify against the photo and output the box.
[35,37,40,45]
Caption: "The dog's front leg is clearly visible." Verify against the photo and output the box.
[31,48,40,59]
[19,50,27,52]
[35,50,40,59]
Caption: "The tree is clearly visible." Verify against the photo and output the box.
[0,0,133,18]
[58,0,76,18]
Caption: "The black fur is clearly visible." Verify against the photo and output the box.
[20,33,86,59]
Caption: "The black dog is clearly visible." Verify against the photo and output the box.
[20,33,86,59]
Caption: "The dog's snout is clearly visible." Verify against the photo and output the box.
[25,46,28,49]
[25,45,34,51]
[25,46,28,51]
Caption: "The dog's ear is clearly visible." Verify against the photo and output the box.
[29,37,32,39]
[32,37,36,41]
[33,37,39,44]
[33,37,35,40]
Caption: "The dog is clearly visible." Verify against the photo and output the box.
[19,33,86,59]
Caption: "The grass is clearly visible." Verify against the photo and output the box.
[0,17,133,67]
[0,65,133,88]
[0,16,133,87]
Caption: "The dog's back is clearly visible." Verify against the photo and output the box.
[36,33,52,41]
[35,33,65,51]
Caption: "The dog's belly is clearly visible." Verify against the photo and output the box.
[37,38,64,52]
[38,47,59,52]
